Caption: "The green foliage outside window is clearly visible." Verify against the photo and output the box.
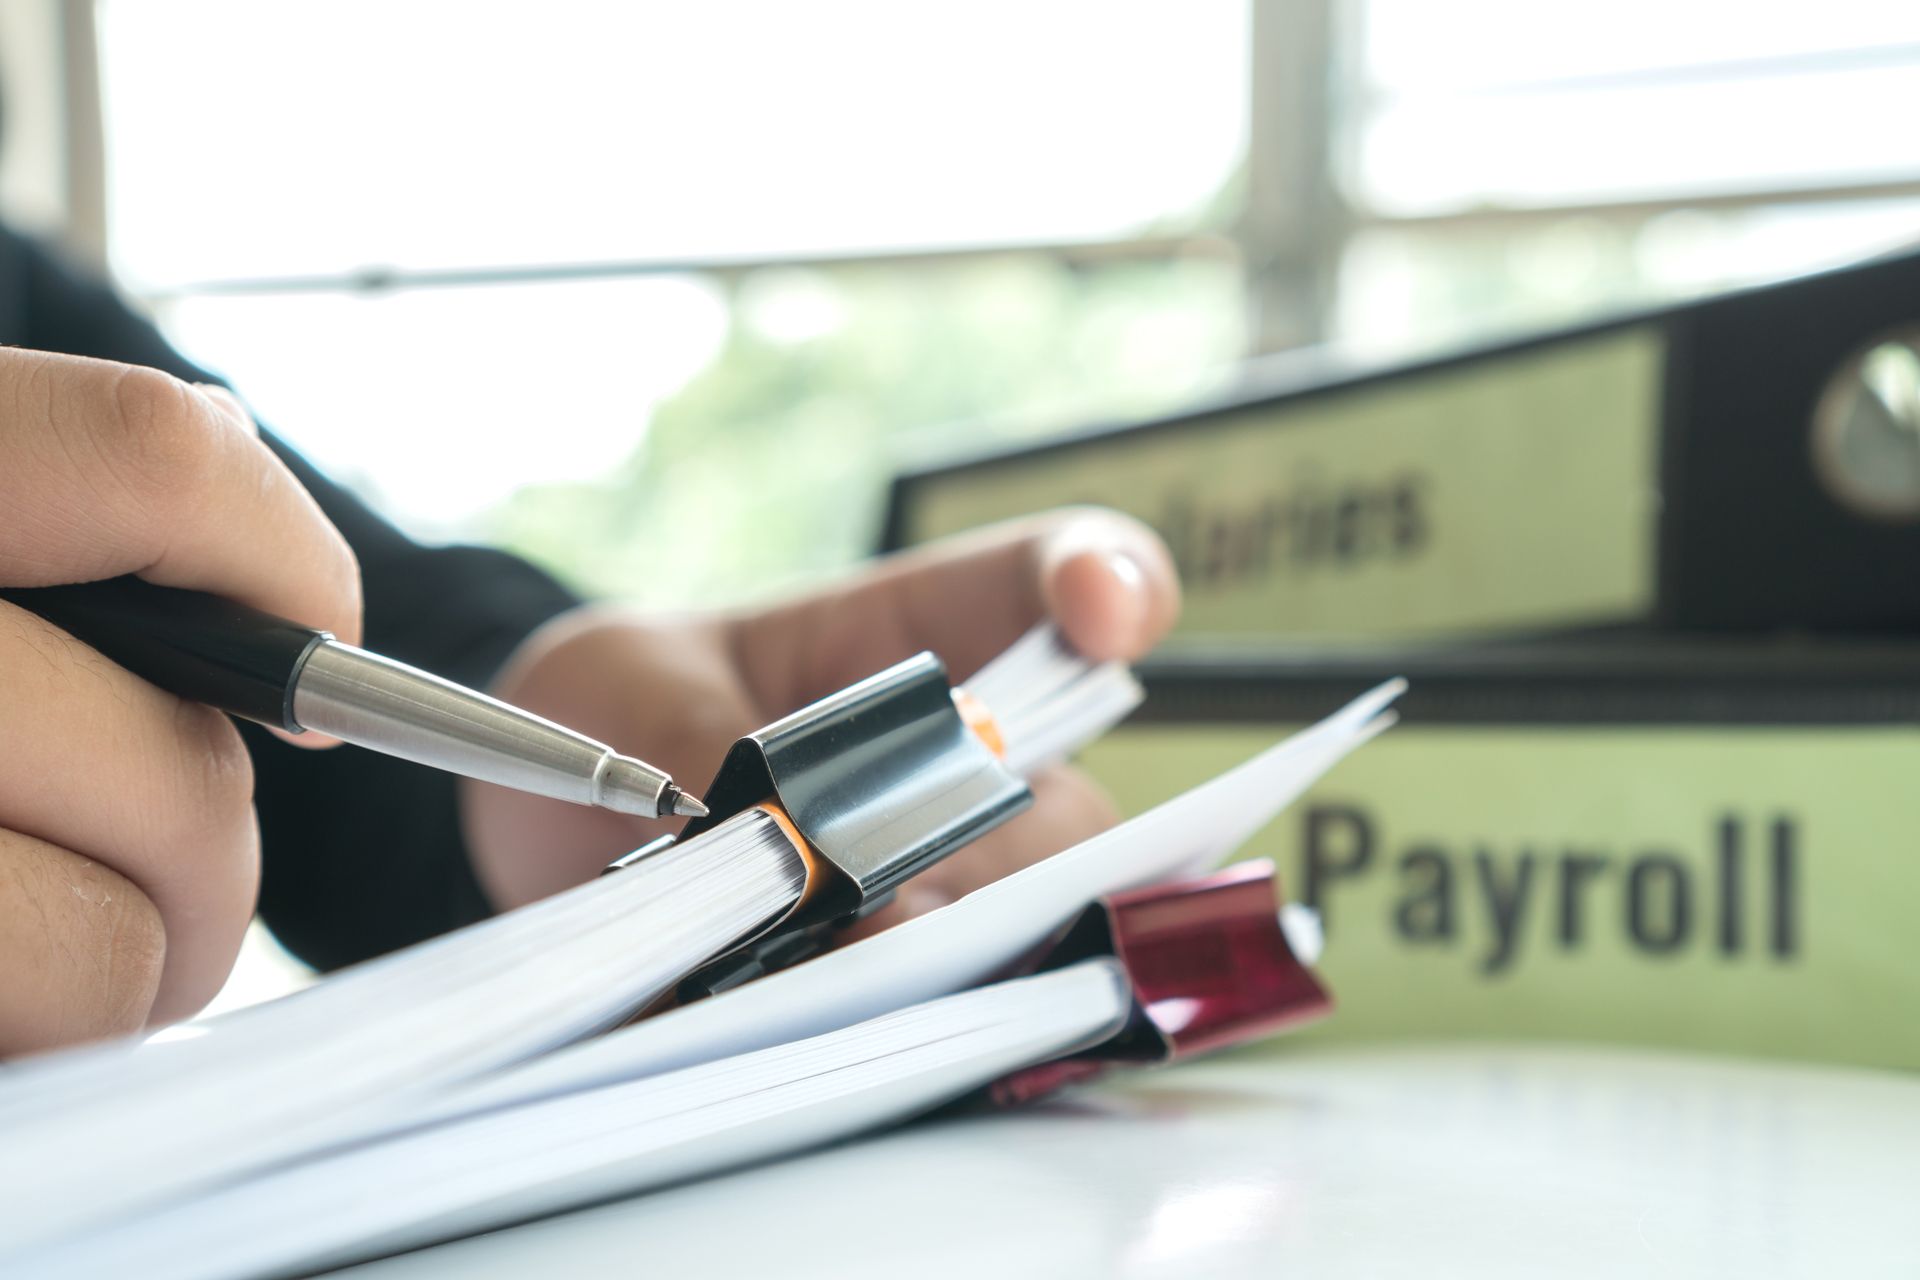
[482,253,1243,608]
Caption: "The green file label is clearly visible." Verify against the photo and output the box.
[1083,724,1920,1069]
[898,327,1665,640]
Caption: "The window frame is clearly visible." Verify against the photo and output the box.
[59,0,1920,362]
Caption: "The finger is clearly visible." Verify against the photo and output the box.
[0,350,361,645]
[841,763,1117,941]
[0,602,261,1026]
[728,507,1180,711]
[458,609,758,908]
[0,828,166,1057]
[1035,514,1182,663]
[192,383,256,434]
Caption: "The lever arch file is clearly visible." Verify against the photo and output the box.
[1083,639,1920,1069]
[885,246,1920,642]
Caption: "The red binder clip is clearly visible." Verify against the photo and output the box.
[990,858,1331,1107]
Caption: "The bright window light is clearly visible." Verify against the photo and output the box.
[1352,1,1920,213]
[99,0,1248,287]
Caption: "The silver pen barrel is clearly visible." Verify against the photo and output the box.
[289,641,699,819]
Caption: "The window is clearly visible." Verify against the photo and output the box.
[61,0,1920,1010]
[96,0,1249,602]
[83,1,1920,604]
[1334,0,1920,352]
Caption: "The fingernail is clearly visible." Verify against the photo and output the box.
[1105,550,1149,634]
[1106,550,1147,596]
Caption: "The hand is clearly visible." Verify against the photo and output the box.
[461,509,1181,929]
[0,352,360,1056]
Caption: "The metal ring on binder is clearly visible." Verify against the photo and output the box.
[608,650,1034,999]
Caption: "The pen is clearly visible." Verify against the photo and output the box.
[0,575,709,821]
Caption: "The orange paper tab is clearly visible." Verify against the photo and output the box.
[951,688,1007,760]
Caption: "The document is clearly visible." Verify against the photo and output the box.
[24,962,1138,1280]
[11,677,1396,1280]
[0,626,1398,1269]
[438,675,1398,1121]
[0,625,1143,1252]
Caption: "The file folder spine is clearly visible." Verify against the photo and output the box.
[883,248,1920,641]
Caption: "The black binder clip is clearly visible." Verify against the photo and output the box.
[607,650,1032,1001]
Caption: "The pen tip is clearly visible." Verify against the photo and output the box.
[596,759,710,821]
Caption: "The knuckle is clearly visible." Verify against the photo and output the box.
[104,365,226,511]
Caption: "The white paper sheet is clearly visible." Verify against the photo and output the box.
[0,813,805,1255]
[17,678,1399,1279]
[431,680,1402,1125]
[0,623,1151,1256]
[19,961,1135,1280]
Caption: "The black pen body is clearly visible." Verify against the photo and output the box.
[0,576,327,732]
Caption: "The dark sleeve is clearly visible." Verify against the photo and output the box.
[0,228,583,970]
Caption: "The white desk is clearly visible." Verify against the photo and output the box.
[339,1043,1920,1279]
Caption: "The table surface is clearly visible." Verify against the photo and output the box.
[337,1041,1920,1280]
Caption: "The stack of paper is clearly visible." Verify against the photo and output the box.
[441,674,1399,1113]
[0,623,1401,1278]
[33,961,1139,1280]
[966,624,1145,775]
[0,804,806,1249]
[0,626,1142,1246]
